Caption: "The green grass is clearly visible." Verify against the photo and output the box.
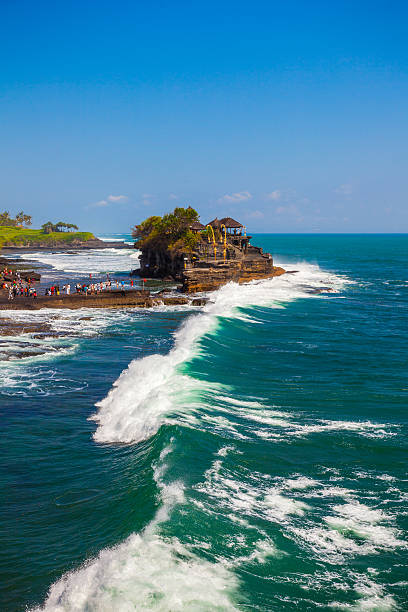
[0,226,95,248]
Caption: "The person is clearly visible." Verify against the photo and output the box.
[66,284,70,295]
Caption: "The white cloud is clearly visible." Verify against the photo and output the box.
[335,184,353,196]
[275,204,301,216]
[218,190,252,203]
[140,193,154,206]
[107,194,128,202]
[169,193,178,200]
[88,194,128,208]
[248,210,264,219]
[266,190,281,201]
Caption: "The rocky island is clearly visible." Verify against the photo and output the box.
[132,206,285,292]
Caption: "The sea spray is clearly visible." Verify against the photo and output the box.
[18,248,141,275]
[32,445,240,612]
[91,262,349,445]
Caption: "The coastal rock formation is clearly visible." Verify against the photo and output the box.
[182,261,286,293]
[132,207,286,293]
[135,247,184,280]
[1,238,129,251]
[0,256,41,283]
[0,290,192,311]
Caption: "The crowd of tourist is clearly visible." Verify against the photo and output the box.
[1,276,137,301]
[1,268,38,300]
[44,279,135,296]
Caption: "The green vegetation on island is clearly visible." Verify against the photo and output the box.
[0,227,94,248]
[0,211,94,248]
[41,221,79,233]
[132,206,205,253]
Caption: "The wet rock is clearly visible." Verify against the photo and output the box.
[182,264,286,293]
[161,297,189,305]
[191,298,208,306]
[0,320,53,336]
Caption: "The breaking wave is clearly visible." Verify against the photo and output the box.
[91,262,350,444]
[32,444,240,611]
[29,260,406,611]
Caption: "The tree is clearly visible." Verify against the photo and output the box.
[41,222,54,234]
[15,211,25,228]
[14,211,32,228]
[0,211,17,227]
[41,220,79,233]
[132,206,201,253]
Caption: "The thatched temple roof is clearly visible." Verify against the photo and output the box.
[219,217,244,228]
[208,217,222,228]
[189,221,206,231]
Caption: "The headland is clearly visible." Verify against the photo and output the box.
[132,207,285,292]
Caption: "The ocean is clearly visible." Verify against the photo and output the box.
[1,234,407,611]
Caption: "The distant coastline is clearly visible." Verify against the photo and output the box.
[0,228,130,251]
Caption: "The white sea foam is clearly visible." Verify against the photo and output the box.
[324,502,406,550]
[33,445,239,611]
[91,262,350,444]
[196,458,311,526]
[18,248,141,274]
[329,575,397,610]
[292,498,407,564]
[33,532,239,612]
[0,308,145,393]
[284,476,320,490]
[195,453,407,572]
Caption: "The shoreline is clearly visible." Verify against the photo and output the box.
[1,240,132,252]
[0,289,207,311]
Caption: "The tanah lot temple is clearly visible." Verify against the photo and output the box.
[136,215,285,293]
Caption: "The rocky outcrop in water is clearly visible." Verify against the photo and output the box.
[135,243,286,292]
[182,261,286,293]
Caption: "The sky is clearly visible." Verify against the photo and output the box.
[1,0,407,233]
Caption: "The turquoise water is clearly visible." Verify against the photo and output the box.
[1,234,407,610]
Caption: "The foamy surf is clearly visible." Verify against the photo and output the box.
[31,446,239,612]
[18,248,141,274]
[90,262,350,445]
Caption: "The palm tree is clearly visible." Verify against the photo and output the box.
[41,222,54,234]
[15,211,25,228]
[0,211,16,226]
[23,214,32,227]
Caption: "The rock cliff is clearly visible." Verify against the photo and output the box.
[135,241,286,292]
[182,260,286,293]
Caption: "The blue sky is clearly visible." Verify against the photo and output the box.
[1,0,407,232]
